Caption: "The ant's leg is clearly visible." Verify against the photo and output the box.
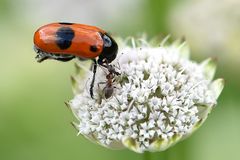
[90,59,97,98]
[97,81,107,89]
[99,63,108,69]
[98,65,109,76]
[98,59,120,75]
[99,63,120,75]
[97,82,107,99]
[116,62,121,71]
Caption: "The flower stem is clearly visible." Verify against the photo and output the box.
[143,151,151,160]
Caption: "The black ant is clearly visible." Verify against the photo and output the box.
[90,59,120,99]
[97,64,120,99]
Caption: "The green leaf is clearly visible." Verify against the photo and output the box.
[159,35,171,47]
[122,137,142,153]
[106,141,125,149]
[178,41,190,59]
[70,76,80,94]
[210,78,225,99]
[150,138,169,151]
[74,61,91,78]
[201,58,217,80]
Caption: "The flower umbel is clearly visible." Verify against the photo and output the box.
[68,37,224,153]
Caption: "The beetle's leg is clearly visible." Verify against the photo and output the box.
[90,59,97,99]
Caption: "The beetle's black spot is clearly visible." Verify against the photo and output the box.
[56,27,75,50]
[59,22,73,25]
[90,45,98,52]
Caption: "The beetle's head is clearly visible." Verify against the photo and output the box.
[98,33,118,64]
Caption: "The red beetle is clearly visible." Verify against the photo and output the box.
[33,22,119,98]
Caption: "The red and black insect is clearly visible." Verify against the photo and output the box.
[33,22,119,98]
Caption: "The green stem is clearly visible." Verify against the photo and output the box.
[143,151,151,160]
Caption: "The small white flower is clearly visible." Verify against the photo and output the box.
[68,37,224,153]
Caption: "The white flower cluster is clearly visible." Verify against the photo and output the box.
[69,38,224,153]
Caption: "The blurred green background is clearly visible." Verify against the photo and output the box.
[0,0,239,159]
